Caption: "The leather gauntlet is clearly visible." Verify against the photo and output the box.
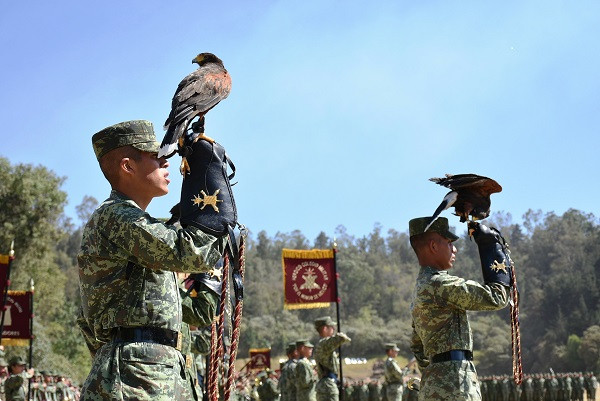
[179,138,237,235]
[469,221,512,287]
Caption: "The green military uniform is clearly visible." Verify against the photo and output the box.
[313,316,351,401]
[295,340,317,401]
[257,370,280,401]
[77,120,225,400]
[0,357,8,401]
[4,357,29,401]
[41,371,58,401]
[408,217,510,401]
[367,380,381,401]
[383,344,403,401]
[180,279,220,401]
[279,343,298,401]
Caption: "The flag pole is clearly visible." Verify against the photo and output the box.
[0,241,15,344]
[333,239,344,400]
[27,278,34,401]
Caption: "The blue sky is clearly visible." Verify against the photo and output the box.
[2,0,599,241]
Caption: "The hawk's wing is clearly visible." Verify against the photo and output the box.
[429,174,502,221]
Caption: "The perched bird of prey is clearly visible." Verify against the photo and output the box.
[425,174,502,231]
[159,53,232,172]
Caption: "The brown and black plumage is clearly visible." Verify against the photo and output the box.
[159,53,232,169]
[428,173,502,223]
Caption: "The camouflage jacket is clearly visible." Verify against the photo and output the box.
[77,190,225,352]
[294,357,317,401]
[314,333,351,379]
[384,358,403,385]
[410,266,509,366]
[278,359,297,400]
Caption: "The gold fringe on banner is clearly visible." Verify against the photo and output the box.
[0,255,9,265]
[249,347,271,353]
[284,302,331,310]
[281,249,334,260]
[1,338,29,346]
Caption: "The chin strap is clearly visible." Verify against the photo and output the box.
[206,224,247,401]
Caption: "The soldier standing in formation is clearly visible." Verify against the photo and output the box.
[383,343,404,401]
[295,339,317,401]
[256,369,280,401]
[313,316,351,401]
[77,120,226,400]
[408,217,512,401]
[4,357,33,401]
[279,342,298,401]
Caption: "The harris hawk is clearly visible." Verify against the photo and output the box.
[424,173,502,231]
[159,52,232,173]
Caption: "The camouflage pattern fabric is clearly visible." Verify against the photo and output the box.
[4,372,28,401]
[78,190,225,400]
[314,333,350,401]
[367,381,381,401]
[180,285,219,401]
[257,377,279,401]
[410,266,509,401]
[279,358,297,401]
[294,357,317,401]
[384,358,403,401]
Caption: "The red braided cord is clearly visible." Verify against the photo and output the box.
[510,266,523,385]
[223,235,246,401]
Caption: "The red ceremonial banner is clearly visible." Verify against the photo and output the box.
[282,249,336,310]
[1,291,32,346]
[249,348,271,370]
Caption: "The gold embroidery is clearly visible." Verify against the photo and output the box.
[490,260,508,273]
[191,189,223,212]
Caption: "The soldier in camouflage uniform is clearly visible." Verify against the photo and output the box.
[179,270,220,401]
[77,120,226,400]
[295,339,317,401]
[367,379,382,401]
[383,343,404,401]
[0,358,8,401]
[256,369,280,401]
[4,357,32,401]
[313,316,351,401]
[279,342,299,401]
[408,217,512,401]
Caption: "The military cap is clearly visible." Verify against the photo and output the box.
[314,316,336,330]
[384,343,400,351]
[409,217,459,241]
[92,120,160,160]
[286,342,297,354]
[296,339,314,348]
[0,358,7,366]
[9,356,26,366]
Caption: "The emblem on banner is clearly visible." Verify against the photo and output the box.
[292,261,330,302]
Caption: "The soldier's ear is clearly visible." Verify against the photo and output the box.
[120,158,136,175]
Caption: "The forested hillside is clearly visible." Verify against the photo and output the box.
[1,156,599,383]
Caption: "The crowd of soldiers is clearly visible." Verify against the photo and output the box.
[0,355,80,401]
[228,335,422,401]
[480,372,599,401]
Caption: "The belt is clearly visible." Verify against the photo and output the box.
[113,327,182,351]
[325,372,338,380]
[431,350,473,363]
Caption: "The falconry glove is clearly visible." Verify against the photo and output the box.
[179,137,237,236]
[469,221,512,287]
